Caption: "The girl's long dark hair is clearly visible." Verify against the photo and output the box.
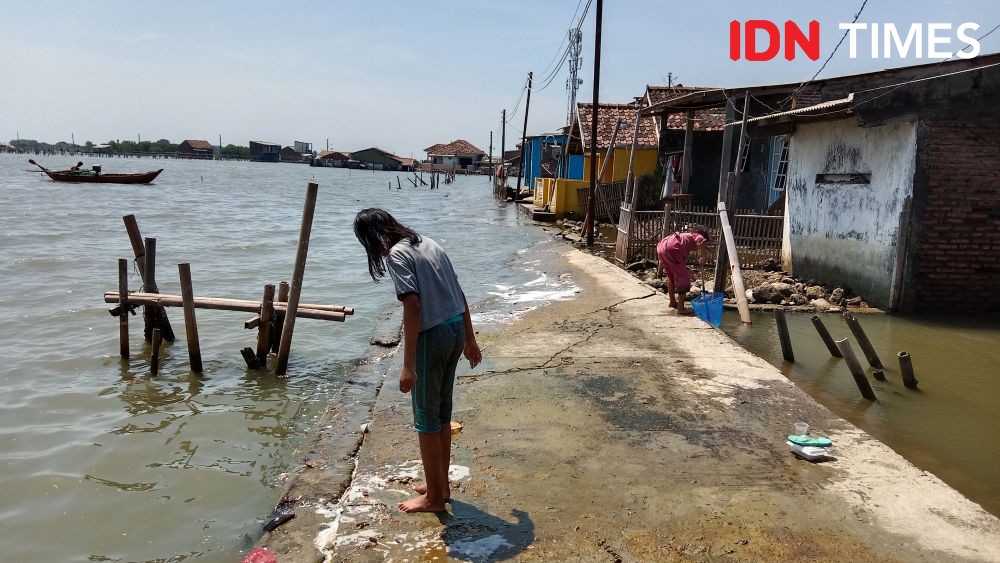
[354,208,421,281]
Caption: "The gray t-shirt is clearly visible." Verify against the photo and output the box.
[386,236,466,331]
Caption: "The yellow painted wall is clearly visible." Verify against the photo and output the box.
[582,148,658,183]
[550,179,588,218]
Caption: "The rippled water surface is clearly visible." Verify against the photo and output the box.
[0,155,560,561]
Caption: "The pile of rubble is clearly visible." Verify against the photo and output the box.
[626,261,872,312]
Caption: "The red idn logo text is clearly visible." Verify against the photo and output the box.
[730,20,820,61]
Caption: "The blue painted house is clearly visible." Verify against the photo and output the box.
[520,131,573,189]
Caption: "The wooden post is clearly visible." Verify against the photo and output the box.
[625,108,642,209]
[872,369,887,382]
[143,237,157,342]
[836,338,878,401]
[396,176,401,189]
[240,347,260,370]
[586,0,602,246]
[517,71,533,192]
[150,327,162,376]
[271,281,289,354]
[256,284,275,365]
[810,315,842,357]
[719,202,751,323]
[124,215,174,342]
[118,258,129,358]
[276,183,319,376]
[656,203,672,278]
[712,98,737,293]
[843,312,883,368]
[680,109,695,195]
[178,262,202,373]
[898,351,919,389]
[774,308,794,362]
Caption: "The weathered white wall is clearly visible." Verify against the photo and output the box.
[785,117,917,307]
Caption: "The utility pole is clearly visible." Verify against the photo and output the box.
[488,131,493,167]
[517,72,533,193]
[71,133,75,148]
[586,0,603,246]
[500,109,507,191]
[667,72,675,87]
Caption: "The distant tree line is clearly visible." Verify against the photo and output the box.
[6,138,251,157]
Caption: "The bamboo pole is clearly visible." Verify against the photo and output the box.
[719,202,751,323]
[150,328,162,376]
[843,312,883,368]
[898,351,919,389]
[276,183,319,376]
[256,284,275,365]
[836,338,878,401]
[810,315,842,357]
[178,263,202,373]
[774,308,794,362]
[118,258,129,358]
[104,292,348,321]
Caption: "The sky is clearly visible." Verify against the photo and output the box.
[1,0,997,157]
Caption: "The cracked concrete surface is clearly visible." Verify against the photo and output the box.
[262,247,1000,562]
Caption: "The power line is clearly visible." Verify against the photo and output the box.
[776,0,869,108]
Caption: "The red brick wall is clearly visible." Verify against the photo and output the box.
[910,117,1000,313]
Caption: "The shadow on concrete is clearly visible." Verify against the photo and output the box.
[435,500,534,561]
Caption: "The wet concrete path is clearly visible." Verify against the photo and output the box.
[264,248,1000,562]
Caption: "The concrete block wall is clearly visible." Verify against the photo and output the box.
[910,117,1000,313]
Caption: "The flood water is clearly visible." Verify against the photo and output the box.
[0,154,569,561]
[722,310,1000,516]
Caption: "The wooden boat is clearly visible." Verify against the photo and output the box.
[29,159,163,184]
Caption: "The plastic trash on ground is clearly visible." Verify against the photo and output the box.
[787,441,830,461]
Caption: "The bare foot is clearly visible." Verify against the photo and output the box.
[411,482,451,501]
[397,494,446,513]
[669,301,678,309]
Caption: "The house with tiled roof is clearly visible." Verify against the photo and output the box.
[423,139,485,172]
[564,101,660,185]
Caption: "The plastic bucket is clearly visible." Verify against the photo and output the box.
[691,292,724,327]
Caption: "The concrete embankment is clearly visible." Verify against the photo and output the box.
[262,247,1000,562]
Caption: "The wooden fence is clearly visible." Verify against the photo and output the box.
[578,181,628,223]
[615,204,784,268]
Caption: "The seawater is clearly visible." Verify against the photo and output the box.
[0,154,571,561]
[722,310,1000,517]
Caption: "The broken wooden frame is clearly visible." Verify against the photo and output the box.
[107,182,353,375]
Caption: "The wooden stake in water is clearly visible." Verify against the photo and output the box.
[276,183,319,376]
[178,262,203,373]
[898,351,919,389]
[271,281,290,354]
[774,308,794,362]
[118,258,129,358]
[844,312,883,368]
[836,338,878,401]
[123,215,174,342]
[150,327,162,376]
[256,284,275,365]
[810,315,842,357]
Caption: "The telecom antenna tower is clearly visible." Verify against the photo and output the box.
[565,27,584,127]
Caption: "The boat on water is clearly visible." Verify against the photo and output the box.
[29,159,163,184]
